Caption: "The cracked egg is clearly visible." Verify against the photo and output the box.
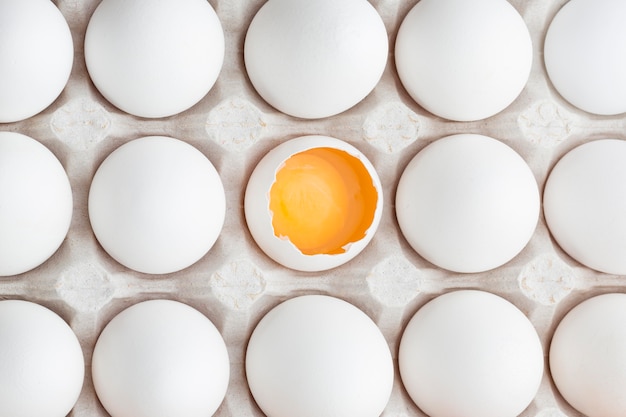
[244,136,382,272]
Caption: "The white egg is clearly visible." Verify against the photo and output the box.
[0,300,84,417]
[545,0,626,115]
[395,134,539,273]
[550,293,626,417]
[399,290,544,417]
[84,0,224,118]
[244,0,388,119]
[246,295,393,417]
[0,0,73,123]
[88,136,225,275]
[395,0,532,121]
[0,132,73,276]
[244,135,382,272]
[92,300,230,417]
[543,139,626,274]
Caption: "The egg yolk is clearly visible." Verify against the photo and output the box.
[269,147,378,255]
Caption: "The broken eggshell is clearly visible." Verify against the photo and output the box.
[244,135,382,272]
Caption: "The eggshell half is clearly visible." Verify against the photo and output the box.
[244,135,382,272]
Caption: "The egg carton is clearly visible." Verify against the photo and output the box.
[1,0,623,416]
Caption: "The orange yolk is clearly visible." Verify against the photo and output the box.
[269,147,378,255]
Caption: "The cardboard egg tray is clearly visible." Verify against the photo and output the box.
[2,0,621,416]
